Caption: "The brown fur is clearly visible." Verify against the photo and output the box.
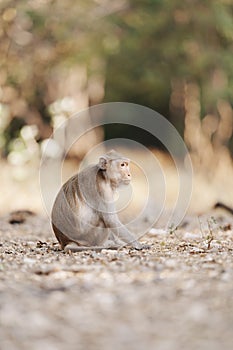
[51,150,143,251]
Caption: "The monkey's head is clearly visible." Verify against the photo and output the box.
[98,150,131,187]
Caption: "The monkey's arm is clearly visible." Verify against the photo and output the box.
[102,213,143,250]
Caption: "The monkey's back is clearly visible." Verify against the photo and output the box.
[51,165,107,247]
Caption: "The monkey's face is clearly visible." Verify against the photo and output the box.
[107,159,132,187]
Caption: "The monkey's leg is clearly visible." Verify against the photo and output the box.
[106,229,151,250]
[107,231,124,245]
[102,213,143,249]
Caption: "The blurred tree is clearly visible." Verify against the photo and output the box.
[103,0,233,144]
[0,0,232,159]
[0,0,111,155]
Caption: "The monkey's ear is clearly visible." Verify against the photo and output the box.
[99,156,108,170]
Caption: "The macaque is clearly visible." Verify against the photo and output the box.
[51,150,144,252]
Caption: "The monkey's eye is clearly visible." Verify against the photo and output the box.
[120,162,126,167]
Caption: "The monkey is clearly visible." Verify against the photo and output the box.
[51,150,145,252]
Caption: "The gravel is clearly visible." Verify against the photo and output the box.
[1,212,233,350]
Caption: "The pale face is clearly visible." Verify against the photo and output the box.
[107,159,131,186]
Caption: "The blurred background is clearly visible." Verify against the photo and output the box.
[0,0,232,215]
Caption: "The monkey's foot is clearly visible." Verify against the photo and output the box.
[131,243,151,250]
[104,239,121,248]
[140,244,151,250]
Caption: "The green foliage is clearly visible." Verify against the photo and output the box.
[0,0,232,154]
[103,0,233,113]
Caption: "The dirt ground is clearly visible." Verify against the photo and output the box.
[1,209,233,350]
